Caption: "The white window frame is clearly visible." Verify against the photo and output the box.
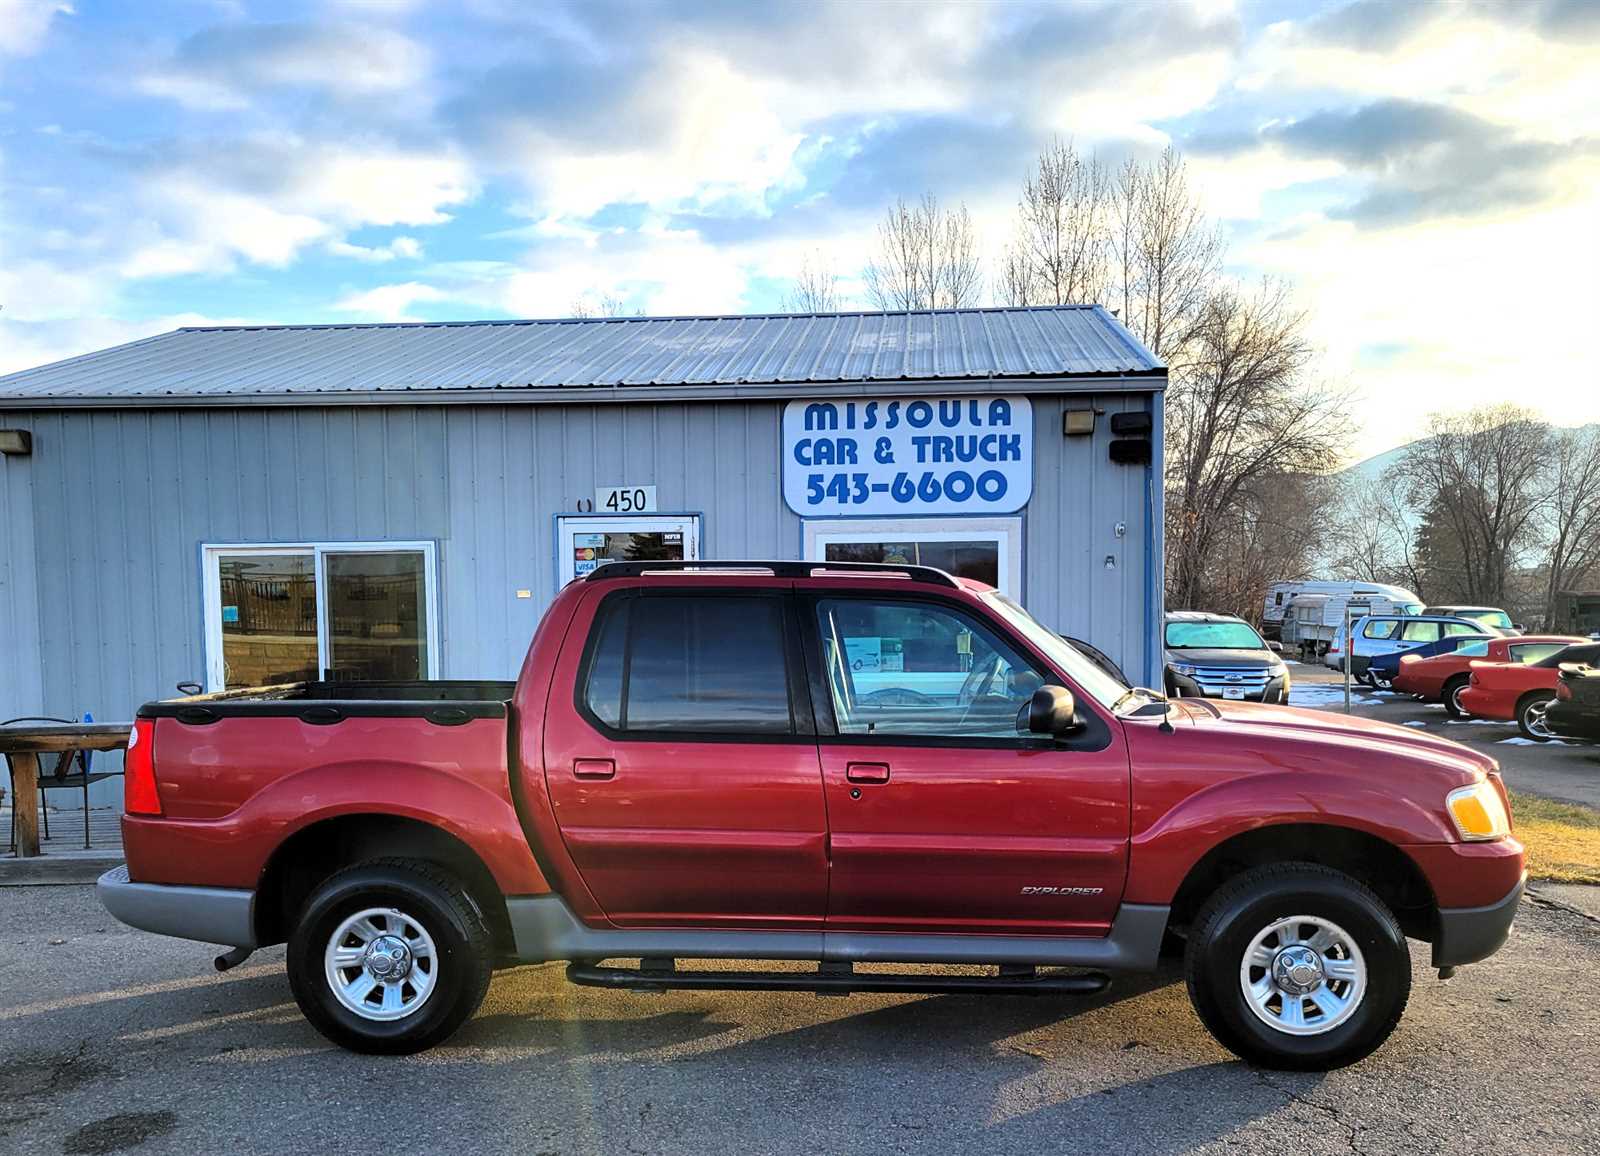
[802,516,1023,600]
[201,541,441,691]
[556,514,702,586]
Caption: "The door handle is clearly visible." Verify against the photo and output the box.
[845,762,890,784]
[573,758,616,780]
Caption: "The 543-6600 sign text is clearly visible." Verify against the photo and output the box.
[782,396,1033,517]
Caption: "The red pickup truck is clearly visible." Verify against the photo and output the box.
[99,561,1525,1070]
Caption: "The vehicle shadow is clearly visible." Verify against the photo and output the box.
[443,963,1333,1154]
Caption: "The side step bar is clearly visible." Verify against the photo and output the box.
[566,959,1111,996]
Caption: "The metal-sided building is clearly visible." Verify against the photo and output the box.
[0,305,1166,805]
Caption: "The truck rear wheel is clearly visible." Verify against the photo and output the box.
[287,858,493,1054]
[1184,863,1410,1070]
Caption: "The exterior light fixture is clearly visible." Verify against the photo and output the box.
[1062,409,1096,437]
[0,429,32,456]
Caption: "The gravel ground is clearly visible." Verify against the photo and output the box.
[2,885,1598,1156]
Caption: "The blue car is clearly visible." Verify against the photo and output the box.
[1365,632,1495,689]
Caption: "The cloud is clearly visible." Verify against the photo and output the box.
[326,235,422,263]
[0,0,68,58]
[1192,99,1594,227]
[332,281,446,323]
[138,22,429,110]
[110,136,473,277]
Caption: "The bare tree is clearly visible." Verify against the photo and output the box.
[569,292,642,319]
[1327,471,1429,597]
[862,194,982,310]
[1007,137,1110,307]
[1111,148,1223,360]
[1393,405,1552,607]
[997,244,1032,307]
[1164,280,1351,610]
[784,252,841,313]
[1540,425,1600,625]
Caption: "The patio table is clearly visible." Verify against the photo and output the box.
[1,723,131,857]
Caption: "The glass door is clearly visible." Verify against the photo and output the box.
[803,516,1022,598]
[213,549,320,689]
[322,549,431,684]
[203,542,439,690]
[556,515,701,585]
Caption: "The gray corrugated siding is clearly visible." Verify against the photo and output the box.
[0,395,1159,806]
[0,306,1163,402]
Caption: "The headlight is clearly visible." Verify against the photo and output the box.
[1170,662,1198,677]
[1446,781,1511,841]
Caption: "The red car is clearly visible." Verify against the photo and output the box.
[1460,640,1600,739]
[1393,635,1585,716]
[98,560,1525,1070]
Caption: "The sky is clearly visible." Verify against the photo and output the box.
[1,0,1596,460]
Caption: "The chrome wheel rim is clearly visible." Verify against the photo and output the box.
[325,907,439,1022]
[1449,683,1468,714]
[1239,914,1367,1036]
[1524,698,1556,740]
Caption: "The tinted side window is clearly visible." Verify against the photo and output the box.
[1442,622,1480,637]
[1400,620,1441,642]
[583,594,793,734]
[584,600,628,727]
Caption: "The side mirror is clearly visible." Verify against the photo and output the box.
[1267,640,1284,655]
[1027,684,1080,737]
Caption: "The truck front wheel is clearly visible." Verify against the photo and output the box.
[1185,863,1411,1070]
[287,858,493,1054]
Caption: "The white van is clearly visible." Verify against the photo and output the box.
[1263,581,1422,642]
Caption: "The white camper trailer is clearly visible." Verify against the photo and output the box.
[1272,582,1423,656]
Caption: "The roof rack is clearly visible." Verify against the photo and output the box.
[583,559,961,588]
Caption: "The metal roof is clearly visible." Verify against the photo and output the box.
[0,305,1164,407]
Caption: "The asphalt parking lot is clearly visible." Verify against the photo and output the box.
[1286,662,1600,809]
[2,883,1598,1156]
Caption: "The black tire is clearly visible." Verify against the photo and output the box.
[1441,675,1471,718]
[1516,692,1557,742]
[1184,863,1410,1071]
[287,858,493,1054]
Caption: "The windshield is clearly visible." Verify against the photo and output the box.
[984,593,1129,709]
[1164,621,1267,650]
[1464,609,1514,629]
[1401,603,1424,615]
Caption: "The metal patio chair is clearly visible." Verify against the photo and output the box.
[3,716,124,851]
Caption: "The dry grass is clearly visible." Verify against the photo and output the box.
[1509,791,1600,885]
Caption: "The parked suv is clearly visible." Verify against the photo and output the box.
[99,560,1525,1070]
[1325,614,1486,679]
[1421,606,1519,636]
[1164,612,1289,703]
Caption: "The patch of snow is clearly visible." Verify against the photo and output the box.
[1289,684,1378,707]
[1497,736,1569,746]
[1402,721,1427,728]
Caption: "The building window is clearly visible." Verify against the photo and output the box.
[202,542,440,690]
[802,516,1022,599]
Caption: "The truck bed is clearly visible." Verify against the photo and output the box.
[138,680,516,724]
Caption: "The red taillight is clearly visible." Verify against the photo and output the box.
[1557,682,1574,701]
[124,719,162,815]
[1469,671,1480,685]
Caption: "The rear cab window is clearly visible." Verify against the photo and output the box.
[579,592,798,736]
